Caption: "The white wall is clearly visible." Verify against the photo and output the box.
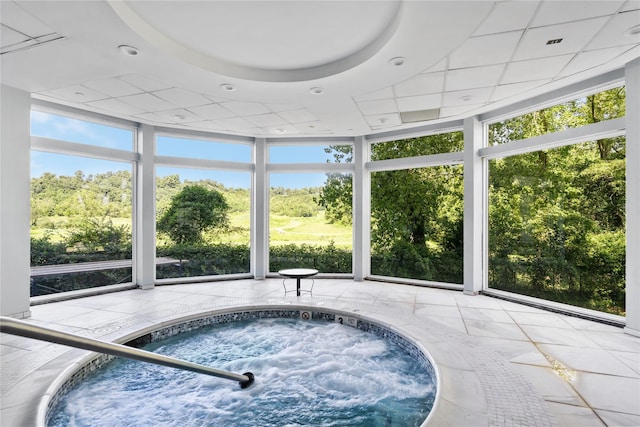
[624,58,640,337]
[0,85,31,318]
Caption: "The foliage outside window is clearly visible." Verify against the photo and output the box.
[30,152,133,296]
[488,140,626,315]
[370,165,463,283]
[489,86,625,145]
[371,131,463,160]
[269,173,353,273]
[156,168,251,279]
[488,87,626,315]
[370,132,464,282]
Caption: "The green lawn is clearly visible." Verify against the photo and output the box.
[32,211,352,248]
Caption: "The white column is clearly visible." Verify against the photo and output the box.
[252,138,268,279]
[135,124,156,289]
[0,85,32,317]
[625,58,640,337]
[352,136,370,281]
[463,116,485,295]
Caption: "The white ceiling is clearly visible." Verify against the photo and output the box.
[1,1,639,138]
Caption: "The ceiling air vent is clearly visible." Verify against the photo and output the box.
[400,109,440,124]
[546,38,563,45]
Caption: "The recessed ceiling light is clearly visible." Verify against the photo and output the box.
[376,118,388,124]
[220,83,236,92]
[74,92,85,97]
[174,114,186,120]
[310,87,324,95]
[118,45,139,56]
[388,57,406,66]
[459,95,472,102]
[626,25,640,36]
[275,128,287,134]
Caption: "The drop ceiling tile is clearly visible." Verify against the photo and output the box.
[502,54,574,84]
[38,85,109,103]
[1,2,54,37]
[188,103,237,120]
[133,112,168,124]
[205,95,232,104]
[396,93,441,111]
[86,98,146,116]
[278,109,316,123]
[119,74,172,92]
[513,17,609,62]
[442,87,493,107]
[559,45,635,77]
[446,64,505,92]
[186,121,225,131]
[294,121,332,134]
[365,113,401,127]
[119,93,174,112]
[211,116,255,131]
[266,103,304,112]
[154,108,202,123]
[221,101,270,116]
[353,87,394,102]
[490,80,547,103]
[449,31,523,69]
[357,99,397,115]
[245,113,288,127]
[422,57,447,73]
[153,88,210,108]
[83,78,143,98]
[394,72,444,97]
[531,1,622,27]
[440,104,484,119]
[263,124,300,135]
[586,10,640,50]
[473,1,539,35]
[1,24,28,47]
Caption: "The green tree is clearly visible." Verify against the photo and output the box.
[157,185,230,244]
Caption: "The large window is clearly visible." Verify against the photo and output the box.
[368,131,464,283]
[269,172,353,273]
[487,87,626,315]
[370,165,463,283]
[155,168,251,279]
[155,134,252,280]
[30,112,134,296]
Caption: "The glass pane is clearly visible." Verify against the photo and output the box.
[488,139,626,315]
[30,152,133,295]
[156,167,251,278]
[269,144,352,163]
[489,86,626,145]
[31,111,134,151]
[157,136,251,162]
[371,131,463,160]
[269,173,352,273]
[370,165,463,283]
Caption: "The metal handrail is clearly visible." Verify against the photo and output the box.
[0,316,254,389]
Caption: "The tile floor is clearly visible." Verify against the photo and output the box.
[1,279,639,426]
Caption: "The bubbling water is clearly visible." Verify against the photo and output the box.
[48,318,436,426]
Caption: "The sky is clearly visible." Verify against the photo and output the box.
[30,111,345,189]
